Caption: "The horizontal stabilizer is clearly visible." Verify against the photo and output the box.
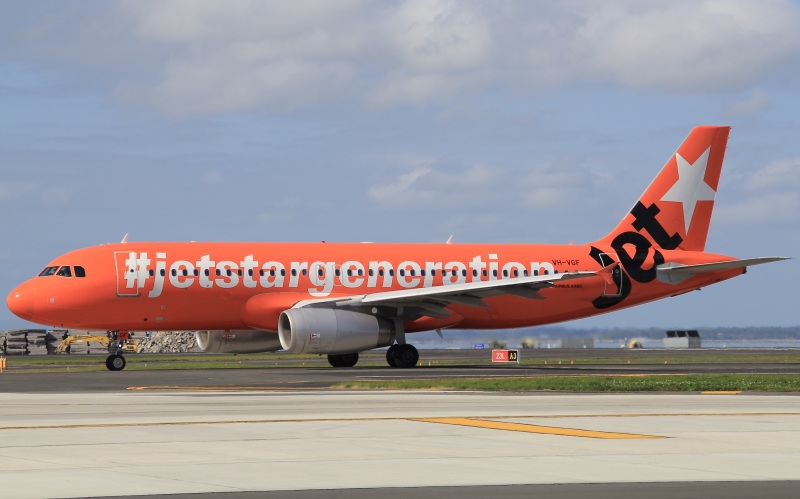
[657,257,789,284]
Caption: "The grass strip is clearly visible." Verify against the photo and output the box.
[334,374,800,392]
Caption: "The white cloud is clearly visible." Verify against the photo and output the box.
[723,90,771,118]
[367,166,434,204]
[5,1,800,115]
[0,181,36,202]
[716,155,800,225]
[745,157,800,191]
[368,162,500,208]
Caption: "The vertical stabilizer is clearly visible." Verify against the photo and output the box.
[594,126,730,252]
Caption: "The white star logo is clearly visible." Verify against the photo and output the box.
[660,146,716,234]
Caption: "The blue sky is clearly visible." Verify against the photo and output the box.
[1,0,797,331]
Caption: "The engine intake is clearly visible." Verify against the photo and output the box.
[195,330,283,354]
[278,309,395,354]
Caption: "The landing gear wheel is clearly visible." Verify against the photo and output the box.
[392,344,418,368]
[386,345,398,367]
[327,353,359,368]
[105,354,126,371]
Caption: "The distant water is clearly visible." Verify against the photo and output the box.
[418,339,800,350]
[594,340,800,349]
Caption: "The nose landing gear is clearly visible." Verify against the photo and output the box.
[104,331,129,371]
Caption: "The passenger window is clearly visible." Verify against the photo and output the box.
[160,269,165,277]
[281,269,285,276]
[56,266,72,277]
[493,270,498,277]
[399,269,405,276]
[149,269,154,277]
[74,266,86,278]
[291,269,297,277]
[482,270,488,277]
[503,270,508,277]
[302,269,308,276]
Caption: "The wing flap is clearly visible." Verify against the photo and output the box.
[294,270,597,315]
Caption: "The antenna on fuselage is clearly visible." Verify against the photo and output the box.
[121,233,129,243]
[445,235,454,244]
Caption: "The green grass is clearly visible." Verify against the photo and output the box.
[334,374,800,392]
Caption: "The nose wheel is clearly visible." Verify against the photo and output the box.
[105,354,126,371]
[105,331,129,371]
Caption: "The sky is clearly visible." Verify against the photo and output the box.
[0,0,797,331]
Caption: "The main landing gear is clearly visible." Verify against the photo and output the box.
[327,353,359,368]
[386,344,419,368]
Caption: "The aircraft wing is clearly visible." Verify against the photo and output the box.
[293,270,597,318]
[657,257,789,284]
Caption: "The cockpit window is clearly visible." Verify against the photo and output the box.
[74,266,86,278]
[56,266,72,277]
[39,266,59,277]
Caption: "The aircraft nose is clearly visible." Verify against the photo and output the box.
[7,285,34,321]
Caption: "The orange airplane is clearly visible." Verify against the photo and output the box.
[6,126,787,371]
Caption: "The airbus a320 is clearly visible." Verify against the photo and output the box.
[6,126,787,370]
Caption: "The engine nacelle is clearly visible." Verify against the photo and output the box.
[278,309,395,354]
[195,330,283,354]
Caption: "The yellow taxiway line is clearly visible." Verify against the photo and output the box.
[412,417,661,439]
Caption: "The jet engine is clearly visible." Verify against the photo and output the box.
[278,309,395,354]
[195,330,283,354]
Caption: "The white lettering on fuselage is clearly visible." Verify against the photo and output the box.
[122,252,557,298]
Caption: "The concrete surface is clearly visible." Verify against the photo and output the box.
[1,390,799,498]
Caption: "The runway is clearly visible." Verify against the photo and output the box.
[1,384,799,498]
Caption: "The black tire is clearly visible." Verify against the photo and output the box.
[386,345,398,367]
[106,354,126,371]
[394,344,419,368]
[339,352,359,368]
[328,353,359,368]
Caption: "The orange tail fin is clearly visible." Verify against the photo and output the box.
[594,126,730,252]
